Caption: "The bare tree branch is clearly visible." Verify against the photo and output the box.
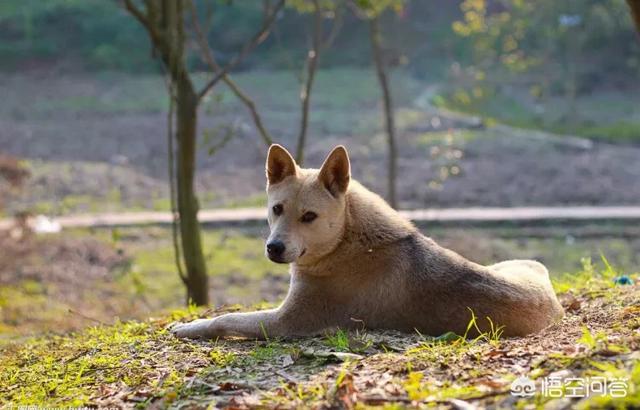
[322,4,344,50]
[187,0,273,147]
[122,0,165,51]
[166,80,188,286]
[196,0,285,102]
[122,0,149,28]
[295,0,323,165]
[345,0,369,20]
[148,1,187,286]
[370,14,397,208]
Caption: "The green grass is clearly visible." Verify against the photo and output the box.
[434,86,535,128]
[131,230,279,280]
[578,361,640,409]
[223,193,267,209]
[574,121,640,144]
[552,255,619,294]
[324,329,351,352]
[119,228,287,310]
[3,68,420,122]
[403,371,485,402]
[209,68,422,136]
[435,85,640,143]
[0,312,223,407]
[0,281,67,337]
[432,226,640,276]
[323,329,373,354]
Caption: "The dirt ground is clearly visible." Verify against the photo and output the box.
[1,71,640,215]
[163,284,640,409]
[0,229,136,337]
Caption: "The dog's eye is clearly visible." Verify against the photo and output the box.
[272,204,283,216]
[300,211,317,223]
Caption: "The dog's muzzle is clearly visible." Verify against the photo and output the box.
[266,240,287,263]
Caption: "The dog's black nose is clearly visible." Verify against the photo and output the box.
[266,240,285,257]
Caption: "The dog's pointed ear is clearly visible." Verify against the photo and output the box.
[266,144,297,185]
[318,145,350,197]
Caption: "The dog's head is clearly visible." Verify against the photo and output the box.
[265,144,350,265]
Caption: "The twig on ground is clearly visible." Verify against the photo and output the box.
[67,308,109,326]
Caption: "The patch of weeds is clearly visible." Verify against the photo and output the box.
[324,329,351,352]
[553,255,621,295]
[244,326,288,364]
[167,304,201,322]
[0,281,70,338]
[571,121,640,144]
[408,333,472,364]
[323,329,372,354]
[267,380,328,408]
[223,193,267,209]
[579,326,631,357]
[464,308,504,346]
[407,309,504,376]
[250,341,284,362]
[209,348,237,367]
[577,326,607,351]
[403,371,483,402]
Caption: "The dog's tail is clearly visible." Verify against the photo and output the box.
[490,259,549,277]
[490,259,564,324]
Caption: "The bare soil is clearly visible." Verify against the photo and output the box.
[1,71,640,214]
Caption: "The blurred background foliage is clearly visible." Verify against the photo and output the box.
[1,0,636,81]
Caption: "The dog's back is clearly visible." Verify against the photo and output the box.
[291,180,564,337]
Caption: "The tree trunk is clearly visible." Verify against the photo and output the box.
[370,16,397,209]
[162,0,209,306]
[175,74,209,306]
[124,0,209,306]
[628,0,640,34]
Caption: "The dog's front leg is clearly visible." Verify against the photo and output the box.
[171,308,291,340]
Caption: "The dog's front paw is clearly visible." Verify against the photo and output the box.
[170,319,215,339]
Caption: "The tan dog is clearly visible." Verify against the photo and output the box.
[172,145,564,339]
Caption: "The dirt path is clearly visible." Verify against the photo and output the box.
[3,206,640,231]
